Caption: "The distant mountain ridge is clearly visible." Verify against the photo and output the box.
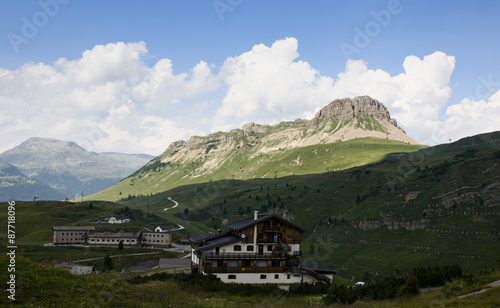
[90,96,423,201]
[0,137,154,201]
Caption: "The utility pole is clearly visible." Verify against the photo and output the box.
[274,171,277,179]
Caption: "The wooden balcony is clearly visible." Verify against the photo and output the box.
[201,252,288,260]
[210,267,286,274]
[200,251,302,260]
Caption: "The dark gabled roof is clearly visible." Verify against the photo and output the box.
[110,215,130,220]
[189,232,216,244]
[156,225,169,230]
[299,260,336,274]
[193,233,241,253]
[226,213,305,232]
[52,226,95,231]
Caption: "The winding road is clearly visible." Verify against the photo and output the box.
[163,197,184,231]
[164,197,179,211]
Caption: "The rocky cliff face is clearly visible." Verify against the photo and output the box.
[314,96,401,130]
[164,96,416,157]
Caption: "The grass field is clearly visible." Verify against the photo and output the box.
[1,254,499,307]
[113,132,500,279]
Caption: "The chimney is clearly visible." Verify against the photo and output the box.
[254,211,258,221]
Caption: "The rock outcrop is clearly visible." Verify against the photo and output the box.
[314,96,402,131]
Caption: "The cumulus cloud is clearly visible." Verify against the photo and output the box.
[328,51,457,144]
[213,37,335,131]
[211,39,467,145]
[437,90,500,143]
[1,38,498,156]
[0,42,218,154]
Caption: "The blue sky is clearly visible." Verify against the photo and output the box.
[1,0,500,154]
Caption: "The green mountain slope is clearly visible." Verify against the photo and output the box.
[93,137,424,201]
[0,162,64,201]
[118,131,500,278]
[91,96,422,201]
[0,137,154,200]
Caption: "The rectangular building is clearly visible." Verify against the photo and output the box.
[52,226,95,245]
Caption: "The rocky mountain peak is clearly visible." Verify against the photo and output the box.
[314,96,400,130]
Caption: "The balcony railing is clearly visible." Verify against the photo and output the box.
[200,251,302,260]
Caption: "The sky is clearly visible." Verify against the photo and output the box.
[1,0,500,155]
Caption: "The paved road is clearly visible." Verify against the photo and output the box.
[73,252,161,263]
[158,258,191,268]
[164,197,179,211]
[455,279,500,299]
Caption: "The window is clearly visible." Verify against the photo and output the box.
[271,260,282,267]
[275,274,279,279]
[244,260,252,267]
[287,274,291,279]
[247,245,254,252]
[256,260,267,268]
[211,260,220,268]
[267,245,273,251]
[234,245,241,251]
[260,275,267,279]
[228,275,236,280]
[227,260,238,267]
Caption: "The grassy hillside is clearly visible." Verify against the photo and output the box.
[1,254,499,307]
[91,138,425,201]
[117,131,500,279]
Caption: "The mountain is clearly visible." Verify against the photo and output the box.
[90,96,423,201]
[119,131,500,277]
[0,161,64,201]
[0,137,154,201]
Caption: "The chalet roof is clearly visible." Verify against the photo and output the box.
[226,213,305,232]
[52,226,95,231]
[156,225,169,230]
[193,232,241,253]
[189,232,216,244]
[299,260,336,274]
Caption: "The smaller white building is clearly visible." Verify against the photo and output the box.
[108,216,130,224]
[155,225,169,232]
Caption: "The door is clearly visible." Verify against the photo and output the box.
[258,245,264,255]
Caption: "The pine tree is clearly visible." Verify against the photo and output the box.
[103,254,113,272]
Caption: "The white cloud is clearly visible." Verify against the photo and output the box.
[436,91,500,143]
[212,40,466,145]
[0,42,218,155]
[213,37,335,131]
[1,38,498,157]
[328,51,457,144]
